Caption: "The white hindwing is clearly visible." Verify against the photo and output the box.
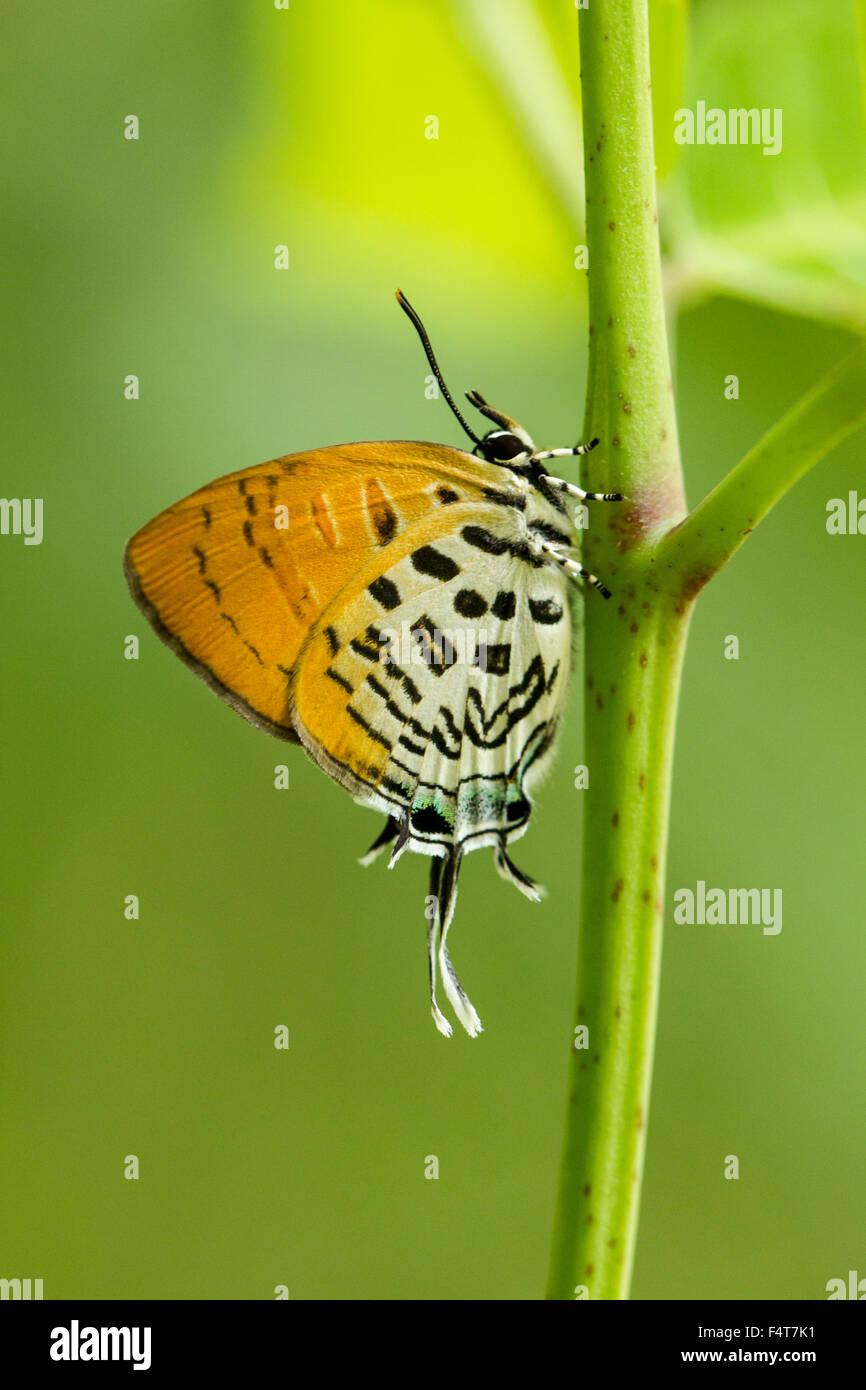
[295,501,572,855]
[291,482,575,1038]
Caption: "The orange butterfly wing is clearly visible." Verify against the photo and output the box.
[124,441,501,744]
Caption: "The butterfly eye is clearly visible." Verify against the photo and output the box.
[480,430,531,463]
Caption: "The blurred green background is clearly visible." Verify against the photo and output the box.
[1,0,864,1300]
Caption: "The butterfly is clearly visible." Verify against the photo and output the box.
[124,291,621,1038]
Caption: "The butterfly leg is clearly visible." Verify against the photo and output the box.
[533,437,600,462]
[538,541,612,600]
[533,440,622,500]
[433,847,483,1038]
[537,474,623,503]
[427,856,453,1037]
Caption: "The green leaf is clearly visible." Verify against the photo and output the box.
[664,0,866,331]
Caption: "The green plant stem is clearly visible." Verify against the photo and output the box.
[548,577,691,1301]
[547,0,686,1302]
[661,341,866,591]
[546,3,866,1303]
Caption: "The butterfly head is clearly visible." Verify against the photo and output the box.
[395,291,607,485]
[475,426,535,466]
[396,291,538,466]
[461,389,533,464]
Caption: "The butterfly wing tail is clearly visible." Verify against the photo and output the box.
[434,847,483,1038]
[427,856,453,1038]
[494,842,545,902]
[359,815,401,866]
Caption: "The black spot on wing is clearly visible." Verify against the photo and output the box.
[461,525,507,556]
[398,733,426,756]
[326,667,353,694]
[506,796,531,825]
[454,589,488,618]
[350,624,391,663]
[436,486,459,505]
[529,596,564,625]
[529,519,571,546]
[476,642,511,676]
[411,545,460,582]
[461,525,544,568]
[372,501,397,545]
[368,575,401,610]
[482,486,526,511]
[411,804,452,836]
[491,590,516,620]
[410,615,458,674]
[346,704,393,751]
[238,479,257,516]
[380,773,413,798]
[351,637,383,662]
[385,665,423,705]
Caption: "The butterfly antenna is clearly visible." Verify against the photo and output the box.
[395,290,482,447]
